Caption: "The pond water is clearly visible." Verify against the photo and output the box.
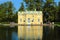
[0,26,60,40]
[43,26,60,40]
[0,26,18,40]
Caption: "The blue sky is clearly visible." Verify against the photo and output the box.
[0,0,60,11]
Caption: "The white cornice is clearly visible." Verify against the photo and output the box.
[18,11,42,15]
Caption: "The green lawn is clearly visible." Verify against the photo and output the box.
[55,22,60,25]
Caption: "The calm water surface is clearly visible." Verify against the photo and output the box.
[0,26,18,40]
[0,26,60,40]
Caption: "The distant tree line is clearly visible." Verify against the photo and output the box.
[0,0,60,23]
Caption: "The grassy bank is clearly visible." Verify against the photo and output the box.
[55,22,60,25]
[0,22,10,24]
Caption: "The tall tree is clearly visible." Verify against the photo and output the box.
[0,1,15,22]
[57,2,60,21]
[0,2,8,22]
[19,3,25,11]
[24,0,44,11]
[43,0,56,22]
[7,1,14,22]
[13,12,18,23]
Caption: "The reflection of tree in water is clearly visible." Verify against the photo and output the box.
[43,26,54,40]
[54,26,60,40]
[43,26,60,40]
[0,26,18,40]
[0,27,6,40]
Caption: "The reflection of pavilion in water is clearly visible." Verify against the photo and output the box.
[18,11,43,40]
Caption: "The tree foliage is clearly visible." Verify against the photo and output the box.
[0,1,17,23]
[19,3,25,11]
[23,0,44,11]
[43,0,56,22]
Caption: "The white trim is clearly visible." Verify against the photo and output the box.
[18,11,42,15]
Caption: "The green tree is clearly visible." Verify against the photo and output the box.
[7,1,14,22]
[19,3,25,11]
[24,0,44,11]
[13,12,18,23]
[57,2,60,21]
[56,2,60,21]
[0,1,16,23]
[43,0,56,22]
[0,2,8,22]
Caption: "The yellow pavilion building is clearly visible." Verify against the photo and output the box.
[18,11,43,40]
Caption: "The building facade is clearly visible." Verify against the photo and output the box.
[18,11,43,40]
